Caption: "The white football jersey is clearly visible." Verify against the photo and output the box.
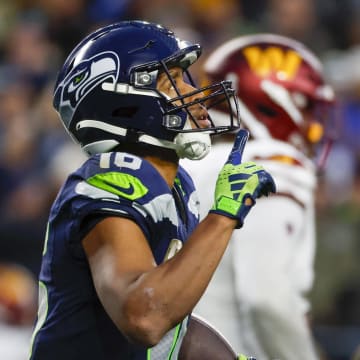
[182,137,319,360]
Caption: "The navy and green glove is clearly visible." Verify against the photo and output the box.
[210,129,276,228]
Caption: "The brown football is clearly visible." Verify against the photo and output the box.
[178,314,238,360]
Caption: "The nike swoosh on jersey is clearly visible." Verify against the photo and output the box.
[86,171,149,201]
[102,180,135,196]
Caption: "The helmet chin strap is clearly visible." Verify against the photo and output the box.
[77,118,211,160]
[139,116,211,160]
[155,94,211,159]
[138,132,211,160]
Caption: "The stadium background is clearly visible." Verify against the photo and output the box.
[0,1,359,359]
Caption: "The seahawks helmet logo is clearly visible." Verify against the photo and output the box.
[55,51,120,128]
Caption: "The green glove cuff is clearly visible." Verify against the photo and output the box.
[213,196,242,216]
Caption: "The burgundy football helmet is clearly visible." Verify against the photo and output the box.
[203,33,335,162]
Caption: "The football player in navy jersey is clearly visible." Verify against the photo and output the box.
[29,21,275,360]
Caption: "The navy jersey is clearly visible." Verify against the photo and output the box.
[29,152,200,360]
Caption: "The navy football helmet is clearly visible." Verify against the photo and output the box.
[53,20,240,160]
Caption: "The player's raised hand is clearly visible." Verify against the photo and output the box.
[210,129,276,228]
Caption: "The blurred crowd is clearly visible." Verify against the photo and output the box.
[0,0,359,359]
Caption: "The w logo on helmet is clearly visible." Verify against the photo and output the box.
[243,46,302,80]
[54,51,120,127]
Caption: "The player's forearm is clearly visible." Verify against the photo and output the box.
[116,214,236,345]
[159,213,236,309]
[128,215,235,335]
[170,213,237,304]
